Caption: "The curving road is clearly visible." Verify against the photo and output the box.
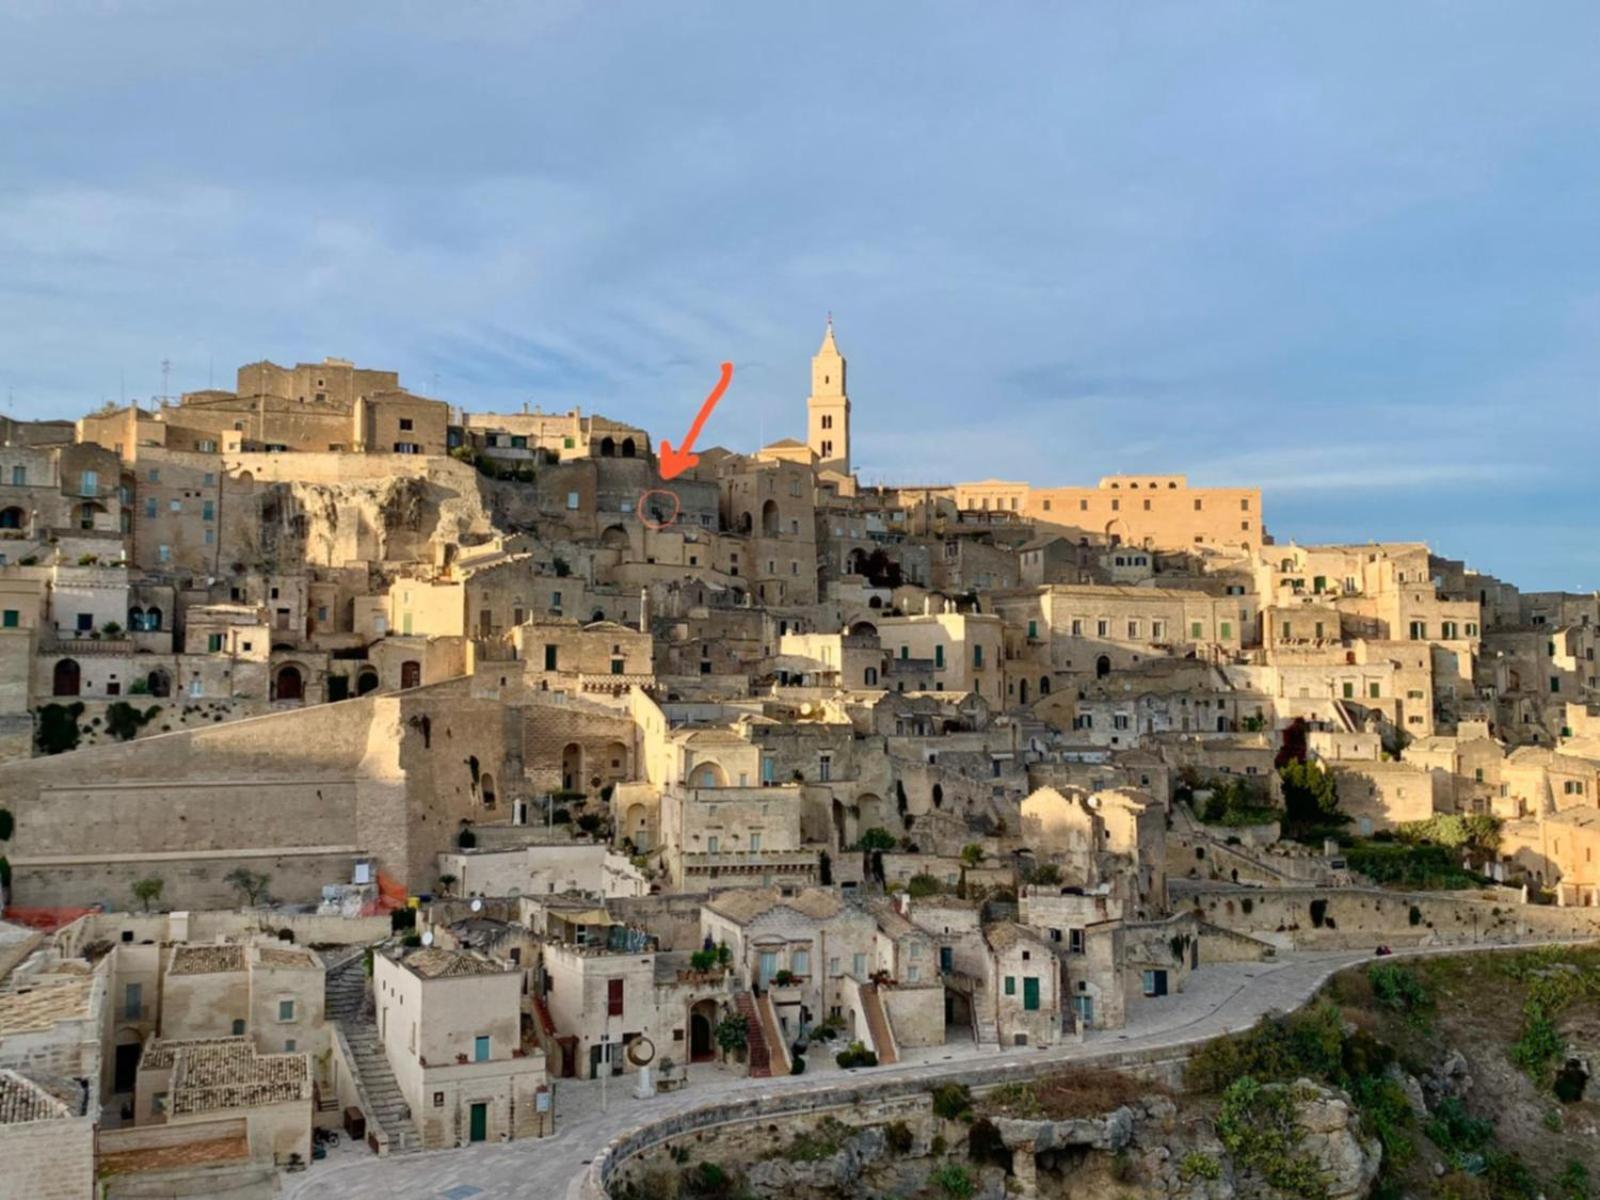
[280,940,1583,1200]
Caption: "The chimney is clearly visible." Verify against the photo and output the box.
[638,586,650,633]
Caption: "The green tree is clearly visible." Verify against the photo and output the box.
[714,1013,748,1056]
[858,827,896,852]
[223,867,271,906]
[1279,760,1341,826]
[131,876,165,913]
[959,844,985,867]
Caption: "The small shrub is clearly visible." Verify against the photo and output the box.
[790,1053,806,1075]
[1179,1151,1222,1181]
[884,1120,913,1155]
[834,1041,878,1069]
[930,1135,947,1155]
[931,1162,974,1200]
[689,949,718,972]
[931,1081,973,1120]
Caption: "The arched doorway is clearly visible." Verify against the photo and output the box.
[274,665,304,702]
[931,783,944,809]
[146,669,171,698]
[689,1000,718,1062]
[1019,680,1029,705]
[1040,676,1051,695]
[620,437,636,458]
[625,803,650,850]
[690,760,727,788]
[761,499,780,536]
[1096,655,1112,679]
[400,660,421,688]
[480,772,497,808]
[77,501,105,530]
[53,658,81,697]
[848,621,877,637]
[356,668,379,695]
[561,743,583,792]
[831,798,850,850]
[603,740,629,782]
[600,525,629,550]
[0,506,23,530]
[599,436,616,457]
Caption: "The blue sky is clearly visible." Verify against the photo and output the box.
[3,2,1597,588]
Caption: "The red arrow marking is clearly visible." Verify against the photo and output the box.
[658,362,732,481]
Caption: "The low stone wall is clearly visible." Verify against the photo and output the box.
[570,1041,1193,1200]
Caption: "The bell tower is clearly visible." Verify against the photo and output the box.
[806,317,850,475]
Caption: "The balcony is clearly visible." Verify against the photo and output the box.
[42,635,135,655]
[680,848,819,872]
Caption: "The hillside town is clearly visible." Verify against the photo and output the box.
[1,325,1598,1198]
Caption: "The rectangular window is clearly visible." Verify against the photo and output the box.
[158,544,170,563]
[934,645,944,669]
[1369,682,1381,699]
[1152,620,1165,640]
[1004,975,1016,996]
[1409,621,1425,640]
[474,1035,491,1062]
[749,832,762,852]
[566,491,579,510]
[852,953,866,978]
[1071,619,1083,636]
[124,982,142,1019]
[1190,621,1203,639]
[1220,621,1232,640]
[207,633,223,653]
[1068,929,1085,954]
[144,498,156,519]
[1027,619,1037,639]
[399,417,414,431]
[10,465,23,486]
[819,754,832,781]
[1343,681,1354,699]
[1023,977,1040,1011]
[202,500,214,521]
[544,644,558,670]
[607,978,624,1017]
[76,612,93,632]
[706,835,719,853]
[790,948,807,975]
[278,999,295,1022]
[2,610,17,628]
[973,644,983,668]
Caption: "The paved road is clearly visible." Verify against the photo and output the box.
[283,947,1387,1200]
[283,938,1597,1200]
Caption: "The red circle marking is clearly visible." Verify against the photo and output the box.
[637,489,681,530]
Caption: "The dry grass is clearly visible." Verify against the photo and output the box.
[980,1067,1153,1120]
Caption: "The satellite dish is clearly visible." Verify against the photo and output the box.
[420,931,435,947]
[470,898,483,912]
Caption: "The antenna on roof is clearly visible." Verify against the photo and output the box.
[160,357,172,405]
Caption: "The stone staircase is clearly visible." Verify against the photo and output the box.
[340,1022,421,1154]
[858,984,898,1065]
[325,951,421,1154]
[735,992,772,1078]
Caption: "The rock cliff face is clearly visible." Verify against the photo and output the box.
[611,1084,1382,1200]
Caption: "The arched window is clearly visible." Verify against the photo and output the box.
[480,772,497,808]
[145,607,162,631]
[1096,655,1111,679]
[128,606,145,632]
[599,436,616,457]
[620,437,636,458]
[1039,676,1051,696]
[356,668,380,695]
[0,506,24,530]
[761,500,780,537]
[146,669,171,698]
[864,667,878,686]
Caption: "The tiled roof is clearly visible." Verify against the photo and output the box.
[983,921,1053,953]
[0,977,94,1033]
[255,946,318,970]
[168,945,246,975]
[706,887,843,925]
[140,1036,249,1071]
[169,1042,310,1115]
[400,948,509,979]
[0,1069,80,1125]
